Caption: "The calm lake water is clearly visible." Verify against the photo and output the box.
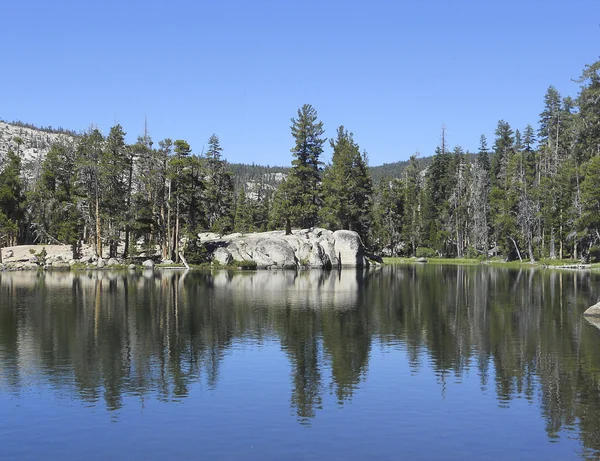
[1,265,600,460]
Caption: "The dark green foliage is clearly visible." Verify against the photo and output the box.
[184,238,209,265]
[371,177,405,255]
[320,126,373,240]
[271,104,325,230]
[204,134,234,234]
[0,149,25,245]
[415,247,437,258]
[233,259,257,269]
[234,188,253,234]
[5,57,600,263]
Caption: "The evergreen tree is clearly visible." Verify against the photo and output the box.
[30,141,83,257]
[423,143,452,254]
[234,188,253,234]
[103,124,129,257]
[76,128,105,256]
[0,149,24,246]
[274,104,325,231]
[320,126,373,240]
[371,177,404,255]
[169,140,192,260]
[577,61,600,159]
[204,134,234,234]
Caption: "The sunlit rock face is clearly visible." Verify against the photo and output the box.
[0,122,74,179]
[199,228,369,269]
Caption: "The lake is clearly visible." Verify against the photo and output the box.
[1,265,600,460]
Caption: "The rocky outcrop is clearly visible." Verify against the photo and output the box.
[197,228,371,269]
[332,230,368,267]
[142,259,155,269]
[0,228,375,271]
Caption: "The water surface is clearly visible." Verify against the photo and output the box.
[1,266,600,460]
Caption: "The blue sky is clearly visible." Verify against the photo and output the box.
[1,0,598,166]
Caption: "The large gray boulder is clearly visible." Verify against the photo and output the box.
[584,302,600,317]
[213,247,233,266]
[195,228,370,269]
[51,260,70,269]
[142,259,155,269]
[332,230,368,267]
[107,258,119,267]
[253,238,297,269]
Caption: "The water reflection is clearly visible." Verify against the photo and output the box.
[1,266,600,453]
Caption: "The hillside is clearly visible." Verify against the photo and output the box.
[0,120,433,186]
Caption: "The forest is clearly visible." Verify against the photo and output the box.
[0,58,599,262]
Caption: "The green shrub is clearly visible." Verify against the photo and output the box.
[233,259,257,269]
[590,246,600,263]
[416,247,437,258]
[465,246,479,259]
[185,239,209,265]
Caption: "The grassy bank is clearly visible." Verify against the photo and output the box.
[383,257,600,270]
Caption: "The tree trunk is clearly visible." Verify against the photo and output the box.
[95,190,102,258]
[285,217,291,236]
[508,235,522,262]
[161,201,167,260]
[174,194,180,262]
[167,181,172,260]
[123,226,130,259]
[528,235,535,263]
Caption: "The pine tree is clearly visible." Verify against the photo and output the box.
[282,104,325,230]
[103,124,129,258]
[320,126,373,240]
[371,177,404,255]
[0,149,24,247]
[423,142,452,254]
[76,128,105,256]
[402,155,422,256]
[204,134,234,234]
[169,140,192,260]
[234,188,253,234]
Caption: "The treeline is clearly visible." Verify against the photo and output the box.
[0,126,236,261]
[0,118,78,137]
[1,59,600,262]
[373,59,600,261]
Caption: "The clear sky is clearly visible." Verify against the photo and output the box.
[1,0,599,166]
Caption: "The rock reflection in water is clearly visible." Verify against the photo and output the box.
[1,266,600,454]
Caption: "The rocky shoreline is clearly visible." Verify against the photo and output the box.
[0,228,379,271]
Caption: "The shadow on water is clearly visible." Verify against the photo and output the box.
[1,266,600,453]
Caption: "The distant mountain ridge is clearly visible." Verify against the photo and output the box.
[0,119,434,185]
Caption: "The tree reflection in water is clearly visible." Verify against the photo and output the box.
[1,266,600,453]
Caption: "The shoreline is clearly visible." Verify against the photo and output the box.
[383,257,600,271]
